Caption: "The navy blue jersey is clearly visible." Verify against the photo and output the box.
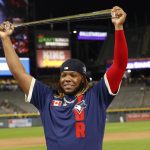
[26,75,116,150]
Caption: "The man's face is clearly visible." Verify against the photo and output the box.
[60,71,83,95]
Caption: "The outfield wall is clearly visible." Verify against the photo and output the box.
[1,108,150,128]
[107,108,150,122]
[0,117,42,128]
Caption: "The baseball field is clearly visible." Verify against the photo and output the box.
[0,121,150,150]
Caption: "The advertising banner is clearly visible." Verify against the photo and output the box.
[8,118,32,128]
[126,113,150,121]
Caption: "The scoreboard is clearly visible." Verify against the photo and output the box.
[35,31,71,68]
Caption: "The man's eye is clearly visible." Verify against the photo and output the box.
[71,73,77,77]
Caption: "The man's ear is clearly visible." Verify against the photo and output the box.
[81,75,86,83]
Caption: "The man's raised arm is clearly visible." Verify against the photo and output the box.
[0,21,32,95]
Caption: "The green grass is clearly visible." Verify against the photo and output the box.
[2,146,45,150]
[104,121,150,150]
[0,121,150,150]
[0,126,44,139]
[105,121,150,133]
[103,138,150,150]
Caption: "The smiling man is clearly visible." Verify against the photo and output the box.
[0,6,128,150]
[59,59,89,95]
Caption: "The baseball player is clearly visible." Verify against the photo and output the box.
[0,6,128,150]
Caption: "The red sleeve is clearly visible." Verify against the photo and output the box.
[106,30,128,93]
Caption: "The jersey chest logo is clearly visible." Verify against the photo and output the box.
[74,100,86,114]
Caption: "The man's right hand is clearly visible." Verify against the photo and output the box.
[0,21,14,39]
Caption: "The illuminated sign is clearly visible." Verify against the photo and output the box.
[107,58,150,69]
[35,31,71,69]
[127,61,150,69]
[0,58,30,76]
[37,50,71,68]
[37,36,69,49]
[78,31,107,40]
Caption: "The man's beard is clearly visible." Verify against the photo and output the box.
[64,81,84,96]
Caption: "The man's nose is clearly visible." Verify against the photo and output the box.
[64,75,72,81]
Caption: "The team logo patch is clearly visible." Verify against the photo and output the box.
[51,100,62,107]
[74,100,87,114]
